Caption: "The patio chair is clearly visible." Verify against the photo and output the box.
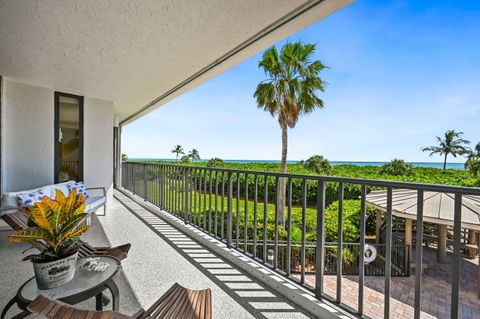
[27,283,212,319]
[1,209,131,262]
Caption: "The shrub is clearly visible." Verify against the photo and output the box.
[323,200,377,243]
[180,155,191,164]
[207,157,225,168]
[303,155,331,174]
[380,159,413,176]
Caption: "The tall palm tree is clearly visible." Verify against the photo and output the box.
[421,130,470,169]
[254,41,326,224]
[171,145,184,162]
[188,149,200,162]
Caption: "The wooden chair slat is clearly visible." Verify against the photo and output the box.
[28,284,211,319]
[150,284,184,318]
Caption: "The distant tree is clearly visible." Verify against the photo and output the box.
[465,143,480,177]
[466,157,480,177]
[188,149,200,162]
[421,130,470,170]
[380,159,413,176]
[180,155,191,164]
[467,142,480,161]
[171,145,184,162]
[303,155,331,174]
[207,158,225,168]
[254,41,326,225]
[121,154,128,162]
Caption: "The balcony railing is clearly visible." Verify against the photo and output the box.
[121,162,480,319]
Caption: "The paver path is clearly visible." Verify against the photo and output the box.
[303,247,480,319]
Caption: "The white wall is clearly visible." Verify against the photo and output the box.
[1,79,114,195]
[3,80,54,191]
[84,97,114,199]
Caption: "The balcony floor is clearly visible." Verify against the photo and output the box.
[99,190,317,319]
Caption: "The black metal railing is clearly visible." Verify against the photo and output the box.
[121,162,480,319]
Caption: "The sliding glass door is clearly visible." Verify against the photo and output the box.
[54,92,84,183]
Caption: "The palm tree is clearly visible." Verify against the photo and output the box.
[188,149,200,162]
[171,145,184,162]
[467,142,480,159]
[421,130,470,169]
[466,142,480,177]
[254,41,326,224]
[466,157,480,177]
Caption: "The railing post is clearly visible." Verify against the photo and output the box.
[315,180,326,299]
[384,187,393,319]
[358,185,367,315]
[336,182,344,303]
[132,163,136,195]
[451,193,462,319]
[227,172,233,247]
[159,165,164,209]
[143,163,148,201]
[184,168,189,224]
[274,176,279,269]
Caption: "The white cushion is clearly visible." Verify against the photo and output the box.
[67,181,89,199]
[17,189,50,207]
[6,186,52,207]
[1,185,51,211]
[51,181,75,197]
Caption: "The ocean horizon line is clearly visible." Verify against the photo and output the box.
[129,158,466,169]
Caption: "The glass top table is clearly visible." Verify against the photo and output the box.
[1,256,121,319]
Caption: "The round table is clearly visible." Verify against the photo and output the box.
[1,256,121,319]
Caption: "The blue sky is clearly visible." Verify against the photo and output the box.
[123,0,480,163]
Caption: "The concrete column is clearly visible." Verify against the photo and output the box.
[437,224,447,263]
[113,125,121,188]
[405,219,413,269]
[375,210,382,244]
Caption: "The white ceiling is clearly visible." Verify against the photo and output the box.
[0,0,352,124]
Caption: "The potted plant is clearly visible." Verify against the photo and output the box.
[8,189,90,289]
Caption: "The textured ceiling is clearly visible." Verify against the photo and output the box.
[0,0,352,124]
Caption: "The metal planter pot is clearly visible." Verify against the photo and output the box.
[32,252,78,290]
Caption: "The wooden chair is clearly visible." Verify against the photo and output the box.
[1,209,131,261]
[27,283,212,319]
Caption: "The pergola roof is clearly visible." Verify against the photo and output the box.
[366,189,480,230]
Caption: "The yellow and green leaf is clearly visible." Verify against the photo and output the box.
[69,225,89,239]
[8,227,53,244]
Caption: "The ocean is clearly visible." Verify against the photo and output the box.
[130,158,466,170]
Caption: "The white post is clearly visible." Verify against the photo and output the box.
[468,229,476,258]
[437,224,447,263]
[405,218,413,270]
[376,210,382,244]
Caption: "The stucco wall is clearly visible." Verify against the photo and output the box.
[2,79,114,196]
[3,80,54,191]
[84,97,114,198]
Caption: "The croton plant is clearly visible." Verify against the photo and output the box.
[8,189,90,262]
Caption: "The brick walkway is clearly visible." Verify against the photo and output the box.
[302,247,480,319]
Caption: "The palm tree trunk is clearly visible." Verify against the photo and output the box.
[443,153,448,170]
[277,126,288,226]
